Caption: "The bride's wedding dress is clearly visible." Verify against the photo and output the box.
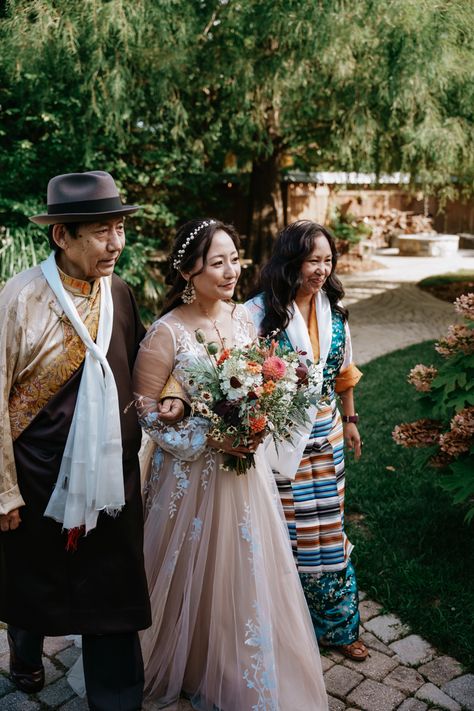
[134,305,328,711]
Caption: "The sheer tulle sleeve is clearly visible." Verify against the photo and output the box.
[132,320,209,461]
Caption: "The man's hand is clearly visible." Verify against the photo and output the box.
[157,397,185,425]
[0,508,21,532]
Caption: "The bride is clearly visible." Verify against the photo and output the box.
[133,218,328,711]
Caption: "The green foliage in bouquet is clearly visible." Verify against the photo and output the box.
[392,295,474,522]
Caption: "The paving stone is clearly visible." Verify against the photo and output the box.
[418,656,464,686]
[359,590,367,601]
[359,599,383,623]
[325,647,346,664]
[0,652,9,673]
[328,695,346,710]
[365,613,410,644]
[56,645,81,669]
[0,628,8,655]
[38,676,75,706]
[43,636,74,656]
[343,648,398,681]
[321,654,336,672]
[397,700,428,711]
[442,673,474,711]
[415,682,461,710]
[0,674,15,696]
[59,697,89,710]
[346,678,405,711]
[0,690,41,709]
[324,664,364,698]
[44,657,64,684]
[383,665,424,694]
[389,635,436,666]
[361,631,395,657]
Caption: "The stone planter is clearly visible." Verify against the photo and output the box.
[397,233,459,257]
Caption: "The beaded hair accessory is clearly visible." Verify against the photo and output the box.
[172,219,217,270]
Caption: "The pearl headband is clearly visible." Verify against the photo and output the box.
[172,220,216,270]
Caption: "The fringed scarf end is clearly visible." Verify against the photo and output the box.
[65,525,85,552]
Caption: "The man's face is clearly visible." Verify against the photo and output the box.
[54,218,126,280]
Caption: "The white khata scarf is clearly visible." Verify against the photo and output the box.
[246,291,332,480]
[41,253,124,539]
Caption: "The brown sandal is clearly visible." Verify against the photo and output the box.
[339,639,369,661]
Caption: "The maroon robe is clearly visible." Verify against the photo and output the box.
[0,275,151,635]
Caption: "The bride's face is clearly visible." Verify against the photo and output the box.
[190,230,241,302]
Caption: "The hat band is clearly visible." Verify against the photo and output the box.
[47,196,124,215]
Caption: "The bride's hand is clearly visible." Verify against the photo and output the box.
[207,432,265,458]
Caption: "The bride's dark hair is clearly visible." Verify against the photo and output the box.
[256,220,347,337]
[160,218,241,316]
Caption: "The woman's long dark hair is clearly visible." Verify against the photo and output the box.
[256,220,348,337]
[160,218,241,316]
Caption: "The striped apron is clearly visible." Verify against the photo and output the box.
[276,310,360,644]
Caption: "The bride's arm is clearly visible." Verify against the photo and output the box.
[133,321,209,461]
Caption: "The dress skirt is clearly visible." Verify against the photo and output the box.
[141,444,328,711]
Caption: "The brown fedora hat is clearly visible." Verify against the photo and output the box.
[30,170,141,225]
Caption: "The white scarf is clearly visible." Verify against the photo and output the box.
[246,291,332,480]
[41,253,124,534]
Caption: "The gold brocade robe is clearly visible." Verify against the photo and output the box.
[0,265,183,515]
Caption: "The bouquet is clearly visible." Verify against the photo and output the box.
[186,330,323,475]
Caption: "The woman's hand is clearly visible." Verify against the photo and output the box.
[343,422,362,460]
[207,432,266,458]
[0,508,21,532]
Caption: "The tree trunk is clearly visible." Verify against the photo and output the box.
[246,149,284,263]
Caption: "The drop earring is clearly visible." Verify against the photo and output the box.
[182,279,196,304]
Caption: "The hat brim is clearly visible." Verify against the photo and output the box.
[29,205,141,225]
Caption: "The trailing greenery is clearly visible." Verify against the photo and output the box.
[345,340,474,670]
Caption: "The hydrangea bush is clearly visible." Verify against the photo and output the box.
[393,294,474,522]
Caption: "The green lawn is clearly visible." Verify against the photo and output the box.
[418,270,474,288]
[345,340,474,670]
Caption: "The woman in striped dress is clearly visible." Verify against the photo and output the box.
[246,220,368,661]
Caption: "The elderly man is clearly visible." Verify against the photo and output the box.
[0,171,182,710]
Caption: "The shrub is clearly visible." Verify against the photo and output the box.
[393,294,474,522]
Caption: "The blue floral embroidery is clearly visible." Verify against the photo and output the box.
[238,504,262,575]
[243,603,277,711]
[189,517,203,541]
[239,504,252,543]
[139,412,209,462]
[169,460,191,518]
[201,448,215,490]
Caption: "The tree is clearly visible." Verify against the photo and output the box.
[1,0,474,269]
[195,0,474,258]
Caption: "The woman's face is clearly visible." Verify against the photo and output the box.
[187,229,241,302]
[297,233,333,298]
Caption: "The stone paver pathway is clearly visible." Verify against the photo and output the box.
[1,250,473,710]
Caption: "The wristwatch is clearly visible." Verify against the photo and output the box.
[341,413,359,424]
